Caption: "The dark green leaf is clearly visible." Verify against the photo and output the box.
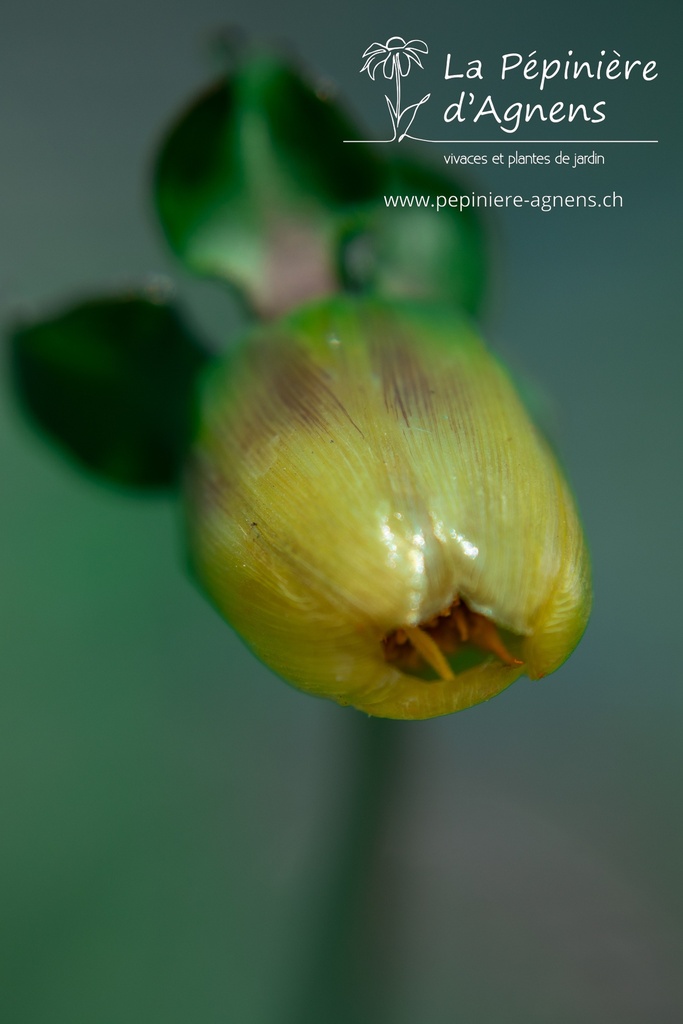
[10,292,210,489]
[153,54,383,318]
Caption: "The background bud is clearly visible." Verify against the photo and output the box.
[153,54,383,319]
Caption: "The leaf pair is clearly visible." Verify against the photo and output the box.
[9,49,487,491]
[153,51,487,318]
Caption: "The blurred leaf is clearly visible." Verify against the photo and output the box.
[9,291,210,489]
[153,54,383,319]
[340,157,488,316]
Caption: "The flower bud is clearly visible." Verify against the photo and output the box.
[186,298,591,720]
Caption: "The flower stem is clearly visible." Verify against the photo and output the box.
[284,713,401,1024]
[394,53,402,124]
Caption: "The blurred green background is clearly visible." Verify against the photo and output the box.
[2,1,682,1021]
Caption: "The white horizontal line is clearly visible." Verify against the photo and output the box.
[343,139,658,144]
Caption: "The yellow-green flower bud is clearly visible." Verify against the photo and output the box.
[186,298,591,720]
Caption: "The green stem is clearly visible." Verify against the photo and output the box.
[284,713,401,1024]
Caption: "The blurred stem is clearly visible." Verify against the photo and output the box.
[285,714,400,1024]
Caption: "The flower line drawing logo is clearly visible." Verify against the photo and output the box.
[361,37,431,142]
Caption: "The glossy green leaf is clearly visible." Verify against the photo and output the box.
[153,54,383,319]
[340,157,488,316]
[10,292,210,489]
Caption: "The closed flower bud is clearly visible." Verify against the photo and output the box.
[186,298,591,720]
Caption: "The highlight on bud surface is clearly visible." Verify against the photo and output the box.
[186,298,591,720]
